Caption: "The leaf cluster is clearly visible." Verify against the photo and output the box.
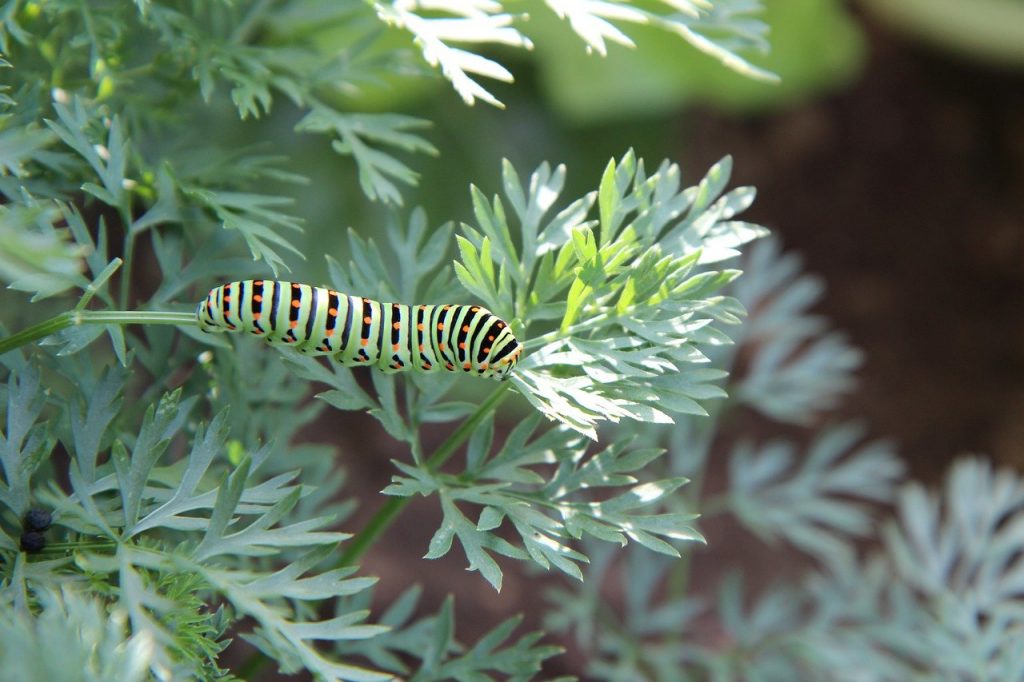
[0,364,390,680]
[283,151,769,593]
[532,234,888,679]
[458,152,765,435]
[539,232,1023,681]
[731,238,863,424]
[384,413,702,589]
[3,5,781,669]
[692,459,1024,681]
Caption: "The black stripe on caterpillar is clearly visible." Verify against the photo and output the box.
[197,281,523,380]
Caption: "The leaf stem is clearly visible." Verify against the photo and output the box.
[77,258,123,311]
[666,389,735,627]
[231,0,275,43]
[335,381,511,568]
[522,312,611,351]
[119,231,136,310]
[0,310,196,355]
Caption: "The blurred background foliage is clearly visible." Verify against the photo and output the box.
[860,0,1024,69]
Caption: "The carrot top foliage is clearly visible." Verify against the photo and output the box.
[3,2,1021,681]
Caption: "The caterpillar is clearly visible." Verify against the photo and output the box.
[197,281,522,380]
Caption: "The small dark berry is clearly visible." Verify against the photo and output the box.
[20,531,45,553]
[24,508,52,532]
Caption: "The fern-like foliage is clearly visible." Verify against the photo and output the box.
[0,0,430,303]
[276,152,767,591]
[536,229,1024,680]
[0,147,695,671]
[684,459,1024,681]
[540,236,910,680]
[2,3,995,678]
[0,203,85,301]
[374,0,533,108]
[0,0,774,234]
[270,152,765,438]
[724,424,903,571]
[384,414,703,589]
[0,367,387,681]
[731,238,863,424]
[459,153,766,435]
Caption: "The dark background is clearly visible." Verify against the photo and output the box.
[686,21,1024,482]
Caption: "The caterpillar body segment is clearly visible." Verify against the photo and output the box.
[197,281,522,380]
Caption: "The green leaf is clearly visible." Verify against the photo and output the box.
[458,153,763,436]
[0,366,55,516]
[65,363,125,484]
[112,390,193,530]
[421,595,455,676]
[195,457,252,559]
[734,237,863,424]
[0,587,153,681]
[339,588,563,680]
[184,187,304,276]
[436,612,562,679]
[0,204,87,301]
[383,460,440,498]
[46,98,128,210]
[727,425,903,570]
[128,409,229,536]
[374,0,532,108]
[429,494,528,591]
[296,105,436,205]
[536,0,864,126]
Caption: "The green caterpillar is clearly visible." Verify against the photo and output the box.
[197,281,522,380]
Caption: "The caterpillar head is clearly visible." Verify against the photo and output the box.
[491,340,523,380]
[195,292,223,333]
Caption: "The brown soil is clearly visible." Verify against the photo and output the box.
[685,19,1024,483]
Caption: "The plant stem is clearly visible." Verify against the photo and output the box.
[231,0,274,43]
[335,381,511,568]
[0,310,196,355]
[666,417,715,600]
[119,231,136,310]
[522,312,610,350]
[77,258,123,311]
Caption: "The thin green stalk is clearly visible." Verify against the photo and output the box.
[38,540,118,554]
[231,0,274,43]
[117,185,139,310]
[335,381,511,568]
[77,258,123,311]
[0,310,196,355]
[523,312,610,350]
[665,386,739,632]
[119,232,136,310]
[666,414,717,603]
